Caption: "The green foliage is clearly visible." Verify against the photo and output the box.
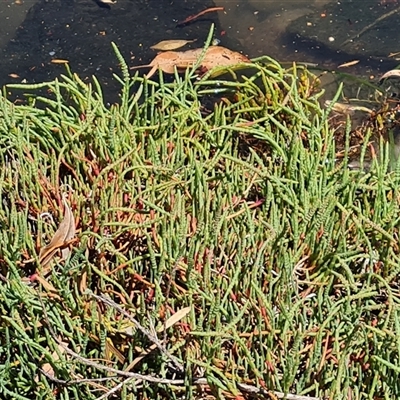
[0,52,400,400]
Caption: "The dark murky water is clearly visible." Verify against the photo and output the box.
[1,0,400,100]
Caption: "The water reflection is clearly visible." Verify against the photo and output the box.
[217,0,329,59]
[0,0,399,95]
[0,0,217,91]
[0,0,40,49]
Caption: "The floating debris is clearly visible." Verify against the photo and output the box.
[338,60,360,68]
[150,39,197,51]
[144,46,250,79]
[51,59,69,64]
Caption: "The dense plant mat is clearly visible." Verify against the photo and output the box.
[1,47,400,400]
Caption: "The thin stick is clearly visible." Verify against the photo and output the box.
[176,6,224,27]
[236,383,322,400]
[40,369,120,385]
[38,293,181,383]
[95,376,141,400]
[43,336,321,400]
[38,295,321,400]
[342,6,400,46]
[88,292,184,372]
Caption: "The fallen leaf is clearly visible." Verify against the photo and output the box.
[39,195,76,268]
[202,46,250,68]
[338,60,360,68]
[150,39,197,51]
[149,51,186,75]
[378,69,400,82]
[146,46,250,79]
[34,275,62,299]
[35,341,68,382]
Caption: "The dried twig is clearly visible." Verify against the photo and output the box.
[95,376,141,400]
[87,291,184,372]
[236,383,322,400]
[40,369,120,385]
[96,377,322,400]
[176,6,224,27]
[40,303,180,383]
[38,293,321,400]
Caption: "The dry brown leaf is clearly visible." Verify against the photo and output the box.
[146,46,250,79]
[35,341,68,382]
[34,275,61,298]
[150,39,197,51]
[378,69,400,82]
[202,45,250,68]
[39,195,76,268]
[125,306,191,371]
[149,50,188,74]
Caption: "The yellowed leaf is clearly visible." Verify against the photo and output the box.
[39,195,76,267]
[150,39,197,51]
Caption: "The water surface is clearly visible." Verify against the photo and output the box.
[0,0,399,99]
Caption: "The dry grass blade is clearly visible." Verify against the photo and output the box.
[39,194,76,267]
